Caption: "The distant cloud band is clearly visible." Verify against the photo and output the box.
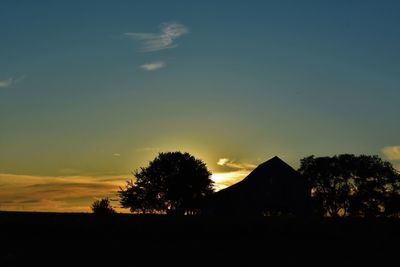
[0,173,128,212]
[125,22,189,52]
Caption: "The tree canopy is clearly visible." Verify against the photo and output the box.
[299,154,400,217]
[118,152,214,215]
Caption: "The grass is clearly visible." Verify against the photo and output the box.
[0,211,399,265]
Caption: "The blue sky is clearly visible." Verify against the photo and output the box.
[0,0,399,211]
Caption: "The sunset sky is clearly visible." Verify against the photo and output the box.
[1,1,400,212]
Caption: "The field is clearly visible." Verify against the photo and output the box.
[1,211,399,266]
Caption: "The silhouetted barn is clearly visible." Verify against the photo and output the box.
[204,156,311,216]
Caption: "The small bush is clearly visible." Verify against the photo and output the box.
[91,198,116,215]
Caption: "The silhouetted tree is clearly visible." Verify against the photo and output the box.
[299,155,352,217]
[299,154,400,217]
[348,155,400,217]
[118,180,162,214]
[118,152,214,215]
[384,193,400,217]
[91,198,116,215]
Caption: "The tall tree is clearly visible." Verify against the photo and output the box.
[118,152,214,215]
[299,154,400,217]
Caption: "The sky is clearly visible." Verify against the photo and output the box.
[1,0,400,212]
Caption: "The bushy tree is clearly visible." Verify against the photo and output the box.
[299,154,400,217]
[91,198,116,215]
[118,180,162,214]
[118,151,214,215]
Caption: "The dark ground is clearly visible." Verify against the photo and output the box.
[0,211,399,266]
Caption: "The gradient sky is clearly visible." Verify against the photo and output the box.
[1,0,400,212]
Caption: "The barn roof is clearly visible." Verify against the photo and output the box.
[216,156,301,195]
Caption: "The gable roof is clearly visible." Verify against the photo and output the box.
[216,156,301,195]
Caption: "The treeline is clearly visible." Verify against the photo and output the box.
[300,154,400,217]
[92,152,400,218]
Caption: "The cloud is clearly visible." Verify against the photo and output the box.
[217,158,230,166]
[0,78,13,88]
[140,61,165,71]
[125,22,189,52]
[382,146,400,161]
[113,153,121,157]
[0,173,129,212]
[217,158,256,170]
[212,158,256,191]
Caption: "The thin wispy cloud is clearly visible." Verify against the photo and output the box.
[113,153,121,157]
[217,158,257,170]
[382,146,400,161]
[125,22,189,52]
[217,158,230,166]
[140,61,165,71]
[0,78,13,88]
